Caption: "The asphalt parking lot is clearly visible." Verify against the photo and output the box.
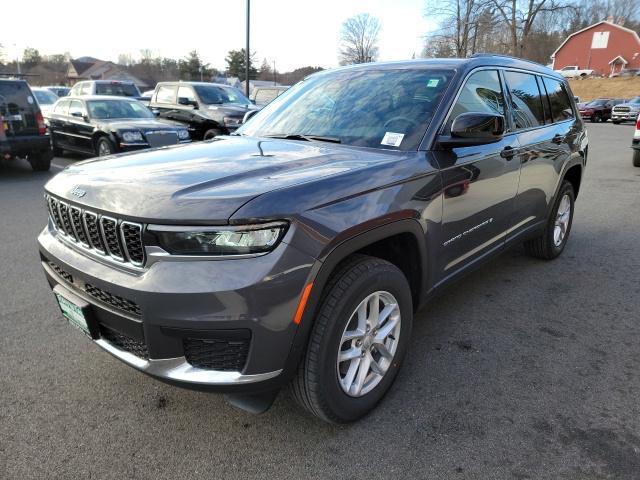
[1,123,639,479]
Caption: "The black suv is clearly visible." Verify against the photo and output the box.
[148,81,259,140]
[1,78,53,171]
[38,56,586,423]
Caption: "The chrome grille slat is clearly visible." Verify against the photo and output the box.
[45,195,145,268]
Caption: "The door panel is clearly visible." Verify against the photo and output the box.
[435,69,522,276]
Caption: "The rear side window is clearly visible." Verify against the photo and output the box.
[156,85,177,104]
[447,70,506,132]
[504,71,546,130]
[54,99,70,115]
[95,82,139,97]
[542,77,574,122]
[0,81,37,132]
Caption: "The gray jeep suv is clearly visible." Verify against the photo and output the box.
[38,55,587,423]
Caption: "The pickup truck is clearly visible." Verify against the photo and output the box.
[555,66,594,78]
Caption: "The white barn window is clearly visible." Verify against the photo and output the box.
[591,31,610,49]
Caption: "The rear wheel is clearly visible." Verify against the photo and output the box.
[524,181,575,260]
[291,255,413,423]
[633,150,640,167]
[96,137,115,157]
[28,150,53,171]
[612,120,621,125]
[203,128,222,140]
[591,112,602,123]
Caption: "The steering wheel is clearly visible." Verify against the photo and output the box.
[383,116,418,129]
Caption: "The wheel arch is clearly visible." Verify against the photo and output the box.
[279,218,429,383]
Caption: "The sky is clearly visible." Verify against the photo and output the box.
[2,0,437,72]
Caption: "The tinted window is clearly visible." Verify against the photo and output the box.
[156,85,177,104]
[542,77,573,122]
[177,86,196,103]
[69,100,87,117]
[95,82,139,97]
[87,100,154,119]
[240,68,454,150]
[0,81,37,134]
[54,99,70,115]
[194,85,250,105]
[448,70,505,131]
[505,71,546,129]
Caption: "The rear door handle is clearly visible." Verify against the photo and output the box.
[500,146,516,160]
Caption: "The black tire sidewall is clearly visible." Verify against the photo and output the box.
[310,262,413,422]
[203,129,222,140]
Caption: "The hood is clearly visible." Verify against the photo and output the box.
[44,136,400,223]
[97,118,184,131]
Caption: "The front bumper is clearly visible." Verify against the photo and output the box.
[38,222,315,392]
[612,112,638,121]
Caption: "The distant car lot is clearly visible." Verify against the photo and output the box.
[1,121,639,479]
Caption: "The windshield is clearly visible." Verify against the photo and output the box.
[95,82,140,97]
[33,89,59,105]
[194,85,250,105]
[238,68,454,150]
[87,100,154,119]
[586,99,607,106]
[629,97,640,104]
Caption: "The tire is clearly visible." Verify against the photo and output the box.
[28,150,52,171]
[96,137,115,157]
[591,112,601,123]
[291,255,413,423]
[524,180,575,260]
[203,128,222,140]
[612,120,621,125]
[633,150,640,167]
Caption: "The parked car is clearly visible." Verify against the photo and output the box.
[31,87,60,117]
[250,85,289,106]
[0,78,53,170]
[148,81,259,140]
[632,115,640,167]
[578,98,625,122]
[44,86,70,97]
[69,80,142,100]
[48,96,190,157]
[611,69,640,78]
[555,65,594,78]
[38,55,586,423]
[140,89,155,105]
[611,97,640,124]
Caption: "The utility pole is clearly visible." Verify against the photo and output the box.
[245,0,250,97]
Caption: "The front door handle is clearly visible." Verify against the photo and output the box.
[552,134,564,145]
[500,146,516,160]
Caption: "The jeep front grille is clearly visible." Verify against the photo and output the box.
[45,195,145,267]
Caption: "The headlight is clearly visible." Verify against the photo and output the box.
[177,129,190,140]
[152,222,288,255]
[223,116,242,127]
[121,131,144,142]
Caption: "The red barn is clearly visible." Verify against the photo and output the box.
[551,20,640,76]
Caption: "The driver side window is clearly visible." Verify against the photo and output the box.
[446,70,505,133]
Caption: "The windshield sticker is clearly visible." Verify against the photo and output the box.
[381,132,404,147]
[427,79,439,88]
[27,96,34,104]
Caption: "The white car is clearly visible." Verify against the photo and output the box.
[555,66,594,78]
[31,87,59,117]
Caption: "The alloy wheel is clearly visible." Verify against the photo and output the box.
[336,291,401,397]
[553,193,572,247]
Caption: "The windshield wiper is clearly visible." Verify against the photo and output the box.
[263,133,341,144]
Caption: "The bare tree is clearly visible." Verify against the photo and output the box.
[339,13,381,65]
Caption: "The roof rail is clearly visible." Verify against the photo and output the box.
[468,53,547,68]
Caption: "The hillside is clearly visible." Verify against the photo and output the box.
[568,77,640,101]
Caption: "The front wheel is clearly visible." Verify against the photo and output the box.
[591,112,602,123]
[524,181,575,260]
[612,120,621,125]
[291,255,413,423]
[96,137,115,157]
[203,128,222,140]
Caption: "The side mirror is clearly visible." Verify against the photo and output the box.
[242,109,259,124]
[178,97,198,108]
[70,111,83,118]
[438,112,505,147]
